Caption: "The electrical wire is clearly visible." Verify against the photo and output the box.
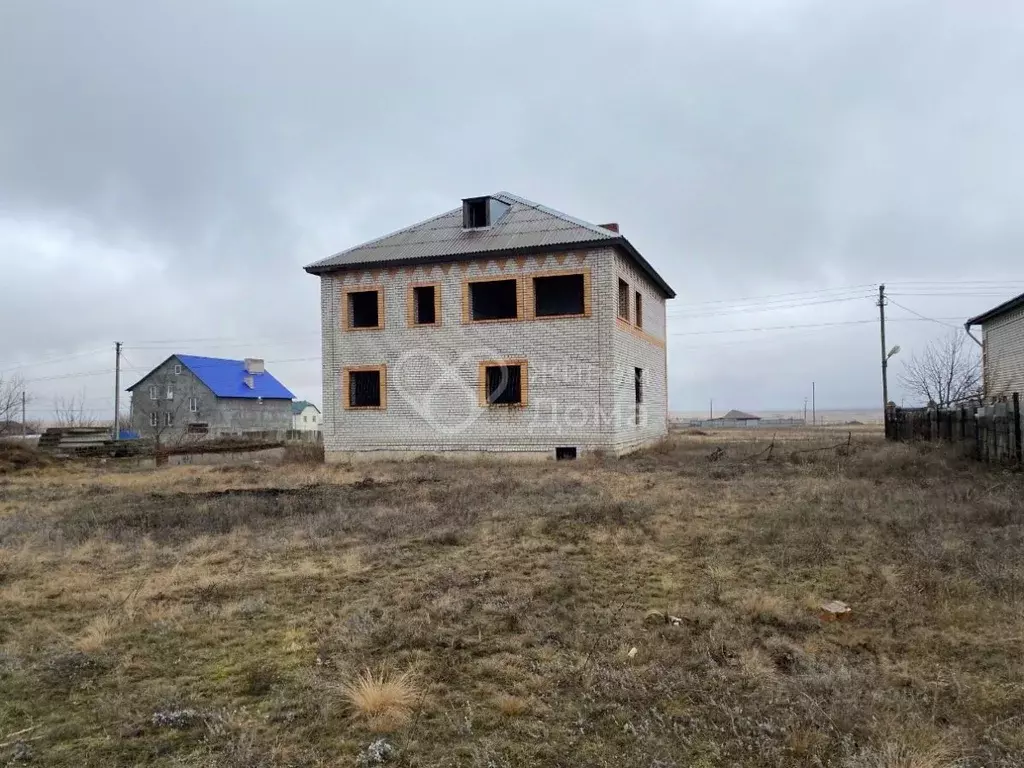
[887,300,962,330]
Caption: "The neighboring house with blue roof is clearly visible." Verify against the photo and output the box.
[126,355,295,441]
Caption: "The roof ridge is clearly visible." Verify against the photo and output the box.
[305,205,460,270]
[493,192,620,238]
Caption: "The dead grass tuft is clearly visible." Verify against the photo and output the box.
[341,667,420,732]
[495,694,529,717]
[74,615,119,653]
[846,740,955,768]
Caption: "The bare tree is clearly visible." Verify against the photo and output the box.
[0,375,28,436]
[52,392,98,427]
[898,331,982,407]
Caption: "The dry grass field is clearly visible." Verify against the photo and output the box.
[1,431,1022,767]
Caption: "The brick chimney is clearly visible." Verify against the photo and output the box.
[244,358,265,375]
[600,222,619,233]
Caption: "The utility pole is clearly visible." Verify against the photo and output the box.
[709,399,713,420]
[113,341,122,441]
[21,391,26,437]
[812,381,816,426]
[878,284,888,412]
[804,397,808,424]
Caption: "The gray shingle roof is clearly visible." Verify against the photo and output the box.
[304,192,675,298]
[718,410,760,420]
[966,290,1024,327]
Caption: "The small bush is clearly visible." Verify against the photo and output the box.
[342,667,420,732]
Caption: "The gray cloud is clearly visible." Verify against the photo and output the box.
[2,0,1023,417]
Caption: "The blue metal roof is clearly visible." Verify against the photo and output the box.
[175,355,295,400]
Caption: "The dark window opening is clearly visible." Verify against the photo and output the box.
[470,279,518,321]
[349,290,380,328]
[349,370,382,408]
[635,291,643,328]
[634,367,643,426]
[187,423,209,435]
[556,446,578,460]
[534,274,585,317]
[414,286,436,324]
[618,279,630,320]
[464,198,489,228]
[485,364,523,405]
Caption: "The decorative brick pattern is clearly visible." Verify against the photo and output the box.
[317,248,670,458]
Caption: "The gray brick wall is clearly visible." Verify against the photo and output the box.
[130,356,292,440]
[318,248,670,457]
[983,307,1024,399]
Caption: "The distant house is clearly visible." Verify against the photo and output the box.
[967,291,1024,400]
[292,400,321,431]
[305,191,676,461]
[709,410,762,427]
[127,355,295,441]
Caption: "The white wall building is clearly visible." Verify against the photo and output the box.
[291,400,322,431]
[967,291,1024,401]
[304,192,675,461]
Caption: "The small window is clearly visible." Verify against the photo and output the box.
[303,415,308,423]
[634,367,643,426]
[346,367,385,409]
[556,446,578,460]
[165,384,174,400]
[635,291,643,329]
[412,285,438,325]
[482,361,526,406]
[469,279,518,321]
[347,289,382,329]
[464,198,488,228]
[149,385,158,400]
[186,423,209,435]
[165,412,174,427]
[189,397,198,413]
[150,412,158,427]
[618,279,630,320]
[174,364,182,375]
[534,273,586,317]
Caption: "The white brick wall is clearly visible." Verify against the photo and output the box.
[318,247,670,457]
[983,306,1024,399]
[609,251,669,453]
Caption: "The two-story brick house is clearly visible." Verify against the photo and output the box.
[305,192,675,461]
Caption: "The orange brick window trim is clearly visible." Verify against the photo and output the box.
[617,278,631,321]
[477,359,529,407]
[525,267,592,321]
[341,285,385,331]
[407,282,442,327]
[462,275,526,324]
[342,365,387,410]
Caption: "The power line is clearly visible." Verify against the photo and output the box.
[0,348,108,375]
[669,284,876,309]
[667,316,962,337]
[668,293,874,317]
[887,300,961,330]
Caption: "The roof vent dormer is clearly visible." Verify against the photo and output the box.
[462,196,510,230]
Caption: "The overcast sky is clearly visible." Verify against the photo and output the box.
[2,0,1023,420]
